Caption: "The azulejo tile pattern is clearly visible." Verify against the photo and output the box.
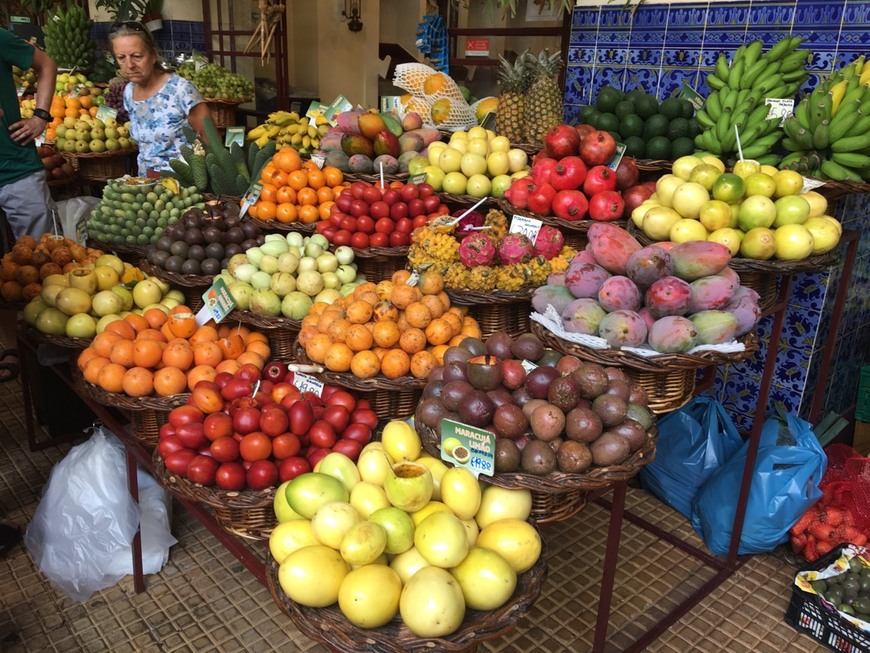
[565,2,870,427]
[91,21,205,63]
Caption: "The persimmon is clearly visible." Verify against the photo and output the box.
[257,201,277,221]
[298,205,319,224]
[83,356,111,384]
[259,183,279,203]
[162,340,194,370]
[104,319,137,341]
[322,166,344,186]
[287,169,309,191]
[109,339,136,367]
[307,169,325,190]
[133,338,165,368]
[273,147,302,174]
[276,186,297,204]
[193,341,223,367]
[276,203,297,224]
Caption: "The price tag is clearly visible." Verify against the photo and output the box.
[311,152,326,169]
[323,95,354,126]
[290,372,324,397]
[96,105,117,122]
[197,277,236,324]
[406,271,419,286]
[224,125,245,147]
[765,98,794,124]
[679,82,705,111]
[239,181,263,218]
[800,176,827,194]
[305,100,327,124]
[439,418,495,478]
[605,142,627,172]
[408,173,428,185]
[479,111,497,130]
[380,96,401,113]
[519,359,538,373]
[509,214,543,243]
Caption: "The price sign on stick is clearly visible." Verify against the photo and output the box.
[439,419,495,478]
[197,277,236,325]
[765,98,794,124]
[509,214,543,244]
[290,372,324,397]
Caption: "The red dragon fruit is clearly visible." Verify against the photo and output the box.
[452,210,485,241]
[459,232,497,267]
[498,233,535,265]
[533,225,565,260]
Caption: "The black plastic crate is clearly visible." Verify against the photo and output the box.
[785,544,870,652]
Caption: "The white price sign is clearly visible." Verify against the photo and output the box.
[765,98,794,123]
[509,215,543,243]
[519,359,538,373]
[291,372,324,397]
[311,153,326,169]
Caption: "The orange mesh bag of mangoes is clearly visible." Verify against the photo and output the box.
[393,63,477,131]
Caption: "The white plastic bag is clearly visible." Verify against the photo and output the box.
[55,196,100,244]
[24,428,176,601]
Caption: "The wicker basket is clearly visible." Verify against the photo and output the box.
[265,527,548,653]
[153,453,276,540]
[85,237,146,264]
[418,421,657,497]
[203,98,248,129]
[738,270,779,314]
[294,342,423,421]
[138,258,214,288]
[442,289,532,340]
[625,367,696,414]
[353,246,410,282]
[342,171,410,184]
[440,193,499,210]
[497,198,604,250]
[60,149,136,181]
[230,310,302,361]
[20,324,91,350]
[244,216,316,234]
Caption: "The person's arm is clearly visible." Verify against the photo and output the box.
[8,46,57,146]
[187,102,212,143]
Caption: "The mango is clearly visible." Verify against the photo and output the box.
[324,150,350,172]
[373,130,400,158]
[319,132,343,152]
[379,112,404,137]
[687,275,736,313]
[358,113,387,140]
[565,259,611,299]
[402,111,423,131]
[625,245,673,289]
[532,284,575,315]
[669,241,731,281]
[598,310,648,348]
[397,151,419,173]
[547,271,566,286]
[689,310,739,344]
[399,132,426,154]
[638,307,656,329]
[647,316,698,353]
[718,266,741,287]
[348,154,374,173]
[373,154,399,175]
[341,134,374,158]
[597,276,642,312]
[645,276,691,318]
[587,223,642,275]
[335,109,364,135]
[561,298,607,335]
[410,128,442,147]
[725,289,761,336]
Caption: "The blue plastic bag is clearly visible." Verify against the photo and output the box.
[640,397,743,519]
[691,407,827,556]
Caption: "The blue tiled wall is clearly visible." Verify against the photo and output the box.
[565,1,870,427]
[91,20,206,64]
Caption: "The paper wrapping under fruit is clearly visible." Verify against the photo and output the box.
[795,545,870,633]
[530,305,747,357]
[393,63,476,131]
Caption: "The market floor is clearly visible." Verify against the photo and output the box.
[0,373,827,653]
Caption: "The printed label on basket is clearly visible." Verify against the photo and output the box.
[408,173,428,185]
[509,215,542,243]
[800,176,827,194]
[520,359,538,373]
[290,372,324,397]
[239,181,263,218]
[440,418,494,478]
[197,277,236,325]
[606,142,627,172]
[679,82,705,111]
[310,153,326,169]
[765,98,794,124]
[96,105,117,122]
[224,126,245,147]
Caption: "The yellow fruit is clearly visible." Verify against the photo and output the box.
[423,72,449,96]
[430,98,453,126]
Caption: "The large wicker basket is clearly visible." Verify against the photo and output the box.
[265,527,548,653]
[153,453,276,540]
[20,324,91,350]
[85,236,146,265]
[446,288,533,340]
[230,310,301,361]
[498,197,619,250]
[61,149,136,181]
[353,246,410,283]
[203,98,247,129]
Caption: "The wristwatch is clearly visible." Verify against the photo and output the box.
[33,108,51,121]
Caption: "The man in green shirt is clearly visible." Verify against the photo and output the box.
[0,28,57,238]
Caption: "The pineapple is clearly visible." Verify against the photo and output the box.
[524,50,564,145]
[495,52,530,144]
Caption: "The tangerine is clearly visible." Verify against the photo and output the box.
[257,201,277,221]
[123,313,149,334]
[163,340,194,370]
[276,186,297,204]
[122,367,154,397]
[189,324,219,345]
[92,331,121,358]
[260,183,279,203]
[274,147,302,174]
[144,307,169,328]
[104,319,137,341]
[83,356,111,384]
[323,343,354,372]
[246,340,271,361]
[97,362,127,392]
[109,339,136,367]
[153,367,188,396]
[276,203,298,223]
[193,341,223,367]
[187,364,217,391]
[298,205,319,224]
[77,346,100,371]
[133,338,165,368]
[287,169,309,191]
[236,351,265,369]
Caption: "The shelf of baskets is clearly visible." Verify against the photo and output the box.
[351,245,409,283]
[230,309,301,361]
[445,288,533,340]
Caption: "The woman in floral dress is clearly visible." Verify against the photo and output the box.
[109,22,211,177]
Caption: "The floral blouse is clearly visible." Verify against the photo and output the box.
[124,74,203,175]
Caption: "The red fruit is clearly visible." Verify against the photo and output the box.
[342,422,372,444]
[583,165,618,195]
[233,406,261,435]
[192,384,224,414]
[221,377,253,401]
[321,405,351,433]
[389,202,408,221]
[272,433,302,459]
[164,450,197,476]
[333,229,352,246]
[213,371,234,389]
[159,422,176,440]
[356,215,376,234]
[187,455,219,486]
[394,217,413,234]
[422,195,441,214]
[203,412,234,441]
[157,435,186,458]
[176,422,208,449]
[407,198,424,218]
[209,436,241,462]
[615,157,639,190]
[360,185,380,204]
[370,232,389,247]
[335,193,353,212]
[326,389,356,412]
[531,158,558,186]
[328,211,343,227]
[382,189,400,205]
[375,217,394,234]
[349,407,378,429]
[168,405,204,428]
[307,447,330,468]
[246,459,279,490]
[278,456,311,483]
[389,231,409,247]
[544,124,581,158]
[400,184,419,202]
[621,184,653,219]
[332,439,363,460]
[550,156,588,191]
[418,183,435,198]
[579,130,618,167]
[588,190,625,222]
[367,200,388,220]
[259,405,290,437]
[215,461,247,490]
[505,178,536,209]
[340,215,359,232]
[551,189,589,221]
[412,215,429,229]
[575,123,595,141]
[320,226,337,241]
[309,420,337,448]
[527,182,557,215]
[289,400,314,435]
[351,232,370,248]
[350,181,368,199]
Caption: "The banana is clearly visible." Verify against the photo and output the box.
[765,36,793,62]
[860,67,870,85]
[783,115,803,141]
[812,120,831,150]
[715,53,731,82]
[254,134,270,149]
[781,137,804,152]
[707,74,726,92]
[792,126,816,150]
[741,142,773,160]
[851,114,870,135]
[730,105,751,131]
[703,129,723,155]
[728,58,746,89]
[831,133,870,153]
[831,80,849,114]
[821,158,863,181]
[743,41,764,69]
[716,112,732,144]
[247,125,267,140]
[794,99,812,130]
[829,108,863,143]
[831,151,870,169]
[740,59,768,90]
[755,154,782,166]
[780,50,811,74]
[722,88,739,112]
[706,91,723,121]
[695,109,716,129]
[721,125,737,153]
[307,125,318,138]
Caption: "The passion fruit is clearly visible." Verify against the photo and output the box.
[592,394,628,428]
[457,390,495,427]
[572,362,610,399]
[520,439,556,475]
[465,355,503,391]
[510,332,544,361]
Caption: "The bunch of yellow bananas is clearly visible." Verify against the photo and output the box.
[246,111,332,155]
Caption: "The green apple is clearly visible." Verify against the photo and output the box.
[773,195,810,227]
[442,171,467,195]
[744,172,776,198]
[118,137,131,150]
[460,152,487,177]
[699,199,734,232]
[738,195,776,230]
[423,165,446,191]
[75,140,90,153]
[438,148,463,173]
[105,138,120,151]
[90,127,105,140]
[104,117,117,129]
[466,174,492,198]
[89,139,106,153]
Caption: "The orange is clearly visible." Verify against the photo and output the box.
[305,333,334,364]
[132,338,165,368]
[77,346,100,371]
[245,340,271,361]
[327,318,351,343]
[97,362,127,393]
[404,301,432,329]
[189,324,219,345]
[273,147,302,174]
[297,187,317,206]
[123,313,149,334]
[162,340,194,371]
[392,270,413,285]
[109,339,136,367]
[244,331,269,345]
[420,294,445,319]
[187,364,217,391]
[137,328,167,343]
[346,300,373,324]
[247,203,260,219]
[350,350,380,379]
[430,344,449,365]
[167,312,197,339]
[144,307,169,329]
[298,205,320,224]
[83,356,111,384]
[345,323,374,352]
[261,167,288,188]
[323,166,344,186]
[380,349,411,380]
[287,169,309,191]
[425,318,454,346]
[399,328,427,354]
[276,203,298,224]
[105,319,137,341]
[193,341,223,367]
[217,334,245,360]
[316,187,334,203]
[372,321,400,348]
[307,169,325,190]
[260,183,279,203]
[153,367,188,396]
[122,367,154,397]
[276,186,297,204]
[214,359,241,376]
[169,304,193,316]
[323,342,354,372]
[318,201,335,221]
[410,351,438,379]
[256,201,277,221]
[92,331,122,358]
[236,351,265,369]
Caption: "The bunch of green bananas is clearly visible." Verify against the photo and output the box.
[695,37,810,166]
[43,2,95,71]
[246,111,331,155]
[781,56,870,181]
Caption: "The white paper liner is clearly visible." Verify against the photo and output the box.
[531,305,746,358]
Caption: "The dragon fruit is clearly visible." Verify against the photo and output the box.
[452,210,485,241]
[533,225,565,260]
[459,232,497,267]
[498,233,535,265]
